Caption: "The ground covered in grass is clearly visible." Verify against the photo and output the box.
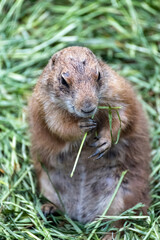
[0,0,160,239]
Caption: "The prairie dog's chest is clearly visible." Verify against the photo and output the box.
[48,145,121,223]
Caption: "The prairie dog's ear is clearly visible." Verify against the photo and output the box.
[49,52,60,71]
[98,59,110,78]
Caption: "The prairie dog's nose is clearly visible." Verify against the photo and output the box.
[81,101,96,115]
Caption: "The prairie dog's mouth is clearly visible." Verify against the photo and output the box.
[74,106,97,118]
[81,107,96,114]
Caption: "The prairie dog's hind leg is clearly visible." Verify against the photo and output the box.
[41,203,58,216]
[39,169,62,213]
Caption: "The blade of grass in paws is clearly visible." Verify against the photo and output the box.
[98,106,114,141]
[114,110,122,144]
[70,114,95,177]
[99,106,122,144]
[108,107,114,143]
[98,106,121,110]
[70,132,87,177]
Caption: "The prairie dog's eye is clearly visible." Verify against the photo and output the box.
[61,76,69,88]
[97,72,101,81]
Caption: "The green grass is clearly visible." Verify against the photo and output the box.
[0,0,160,239]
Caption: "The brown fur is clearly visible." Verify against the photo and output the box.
[28,46,150,238]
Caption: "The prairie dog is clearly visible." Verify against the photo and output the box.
[28,46,150,234]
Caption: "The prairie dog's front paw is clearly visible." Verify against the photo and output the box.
[78,118,97,133]
[89,136,111,160]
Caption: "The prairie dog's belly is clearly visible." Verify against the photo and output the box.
[44,145,125,223]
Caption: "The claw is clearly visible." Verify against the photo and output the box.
[89,136,111,160]
[90,119,97,124]
[80,124,96,128]
[89,149,107,160]
[88,149,100,158]
[80,125,96,132]
[95,151,106,160]
[79,118,97,133]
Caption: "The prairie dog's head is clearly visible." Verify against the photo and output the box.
[41,46,106,118]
